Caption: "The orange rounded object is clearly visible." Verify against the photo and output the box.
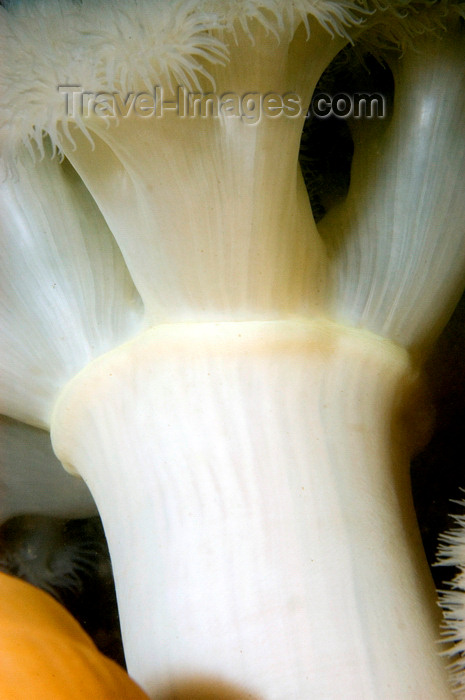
[0,572,150,699]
